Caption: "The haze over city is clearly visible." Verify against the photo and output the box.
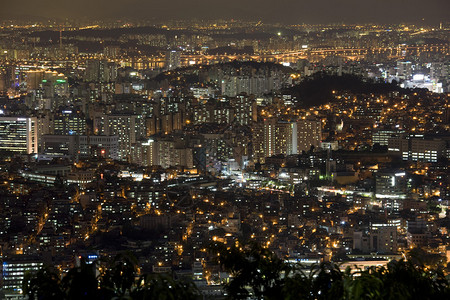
[1,0,449,24]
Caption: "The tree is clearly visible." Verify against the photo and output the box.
[210,242,450,300]
[24,246,450,300]
[60,261,99,300]
[23,267,64,300]
[131,274,199,300]
[23,253,200,300]
[407,247,447,269]
[211,242,290,299]
[99,252,138,299]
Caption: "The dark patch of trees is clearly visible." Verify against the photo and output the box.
[211,242,450,300]
[285,72,426,108]
[23,252,199,300]
[24,242,450,299]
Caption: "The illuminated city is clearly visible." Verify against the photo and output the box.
[0,2,449,299]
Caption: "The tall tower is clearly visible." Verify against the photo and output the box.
[59,30,62,49]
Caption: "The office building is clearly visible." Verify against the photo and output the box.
[2,256,43,293]
[375,169,407,198]
[353,225,398,254]
[41,134,119,160]
[372,128,404,146]
[53,109,86,135]
[0,117,38,154]
[388,135,446,162]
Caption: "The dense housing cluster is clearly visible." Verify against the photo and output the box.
[0,19,449,299]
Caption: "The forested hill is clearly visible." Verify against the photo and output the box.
[285,72,425,107]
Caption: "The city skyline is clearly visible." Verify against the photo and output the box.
[0,1,449,299]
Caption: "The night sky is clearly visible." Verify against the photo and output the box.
[1,0,449,24]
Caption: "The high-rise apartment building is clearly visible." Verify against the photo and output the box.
[252,119,292,164]
[396,61,412,80]
[221,75,283,97]
[165,51,181,70]
[97,114,145,160]
[252,117,322,163]
[297,118,322,153]
[85,60,117,82]
[231,95,257,126]
[131,138,193,168]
